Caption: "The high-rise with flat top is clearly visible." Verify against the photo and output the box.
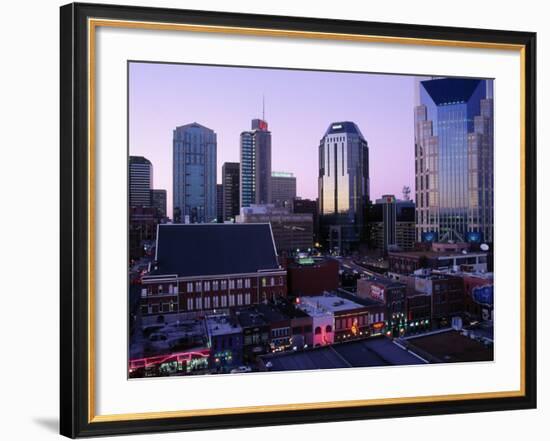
[415,78,493,243]
[173,123,217,223]
[318,121,370,252]
[240,118,272,208]
[129,156,153,208]
[271,171,296,208]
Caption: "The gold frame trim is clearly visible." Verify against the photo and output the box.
[87,18,527,424]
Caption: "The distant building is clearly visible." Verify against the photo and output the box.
[236,204,313,254]
[222,162,240,221]
[240,119,271,208]
[150,189,167,219]
[234,306,271,363]
[368,195,415,252]
[291,197,319,244]
[129,156,153,208]
[271,171,296,208]
[129,206,160,261]
[216,184,223,223]
[415,78,493,242]
[286,257,339,297]
[318,122,370,252]
[388,248,488,275]
[140,224,287,316]
[173,123,217,223]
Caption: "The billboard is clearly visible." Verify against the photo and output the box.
[421,231,438,242]
[466,231,483,243]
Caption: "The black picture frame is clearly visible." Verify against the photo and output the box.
[60,2,537,438]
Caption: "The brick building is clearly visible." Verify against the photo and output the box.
[139,224,287,316]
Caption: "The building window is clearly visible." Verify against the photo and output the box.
[221,280,227,290]
[213,280,219,290]
[229,280,235,289]
[204,281,210,291]
[221,295,227,308]
[245,278,251,288]
[204,296,210,309]
[195,297,202,310]
[141,288,147,298]
[237,294,243,305]
[187,298,193,311]
[187,282,193,293]
[245,293,251,304]
[195,281,202,292]
[314,327,322,335]
[237,279,243,289]
[229,294,235,306]
[326,325,332,333]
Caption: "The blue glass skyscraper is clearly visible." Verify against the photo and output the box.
[173,123,217,223]
[415,78,494,242]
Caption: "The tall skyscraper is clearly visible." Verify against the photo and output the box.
[222,162,240,221]
[415,78,494,242]
[240,118,272,208]
[271,171,296,208]
[173,123,217,223]
[151,189,167,218]
[318,122,370,252]
[129,156,153,208]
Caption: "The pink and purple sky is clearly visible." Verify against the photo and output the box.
[129,62,420,216]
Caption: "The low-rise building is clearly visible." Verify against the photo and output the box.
[205,314,243,372]
[286,256,339,297]
[298,293,370,344]
[140,223,287,316]
[388,248,489,275]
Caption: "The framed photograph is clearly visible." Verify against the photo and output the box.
[60,2,537,438]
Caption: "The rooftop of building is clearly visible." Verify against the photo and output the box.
[298,293,366,314]
[205,314,242,337]
[147,223,281,278]
[388,249,488,259]
[421,78,483,106]
[404,329,493,363]
[234,307,271,328]
[336,289,385,308]
[358,275,406,289]
[255,303,291,324]
[259,336,426,371]
[323,121,365,139]
[129,155,152,165]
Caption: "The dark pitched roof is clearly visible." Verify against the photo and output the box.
[421,78,483,106]
[323,121,365,139]
[151,223,280,278]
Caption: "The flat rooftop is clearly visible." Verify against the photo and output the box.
[388,250,487,259]
[405,330,493,363]
[260,337,426,371]
[299,293,366,314]
[205,315,242,337]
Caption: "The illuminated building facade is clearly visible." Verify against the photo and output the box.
[318,121,369,252]
[415,78,494,242]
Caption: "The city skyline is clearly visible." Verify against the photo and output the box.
[129,62,417,216]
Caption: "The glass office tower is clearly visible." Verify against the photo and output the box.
[415,78,494,243]
[173,123,217,223]
[240,118,272,208]
[318,121,370,252]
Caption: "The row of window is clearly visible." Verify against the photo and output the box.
[186,293,252,311]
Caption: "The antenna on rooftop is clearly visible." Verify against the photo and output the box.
[262,94,265,120]
[402,185,411,201]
